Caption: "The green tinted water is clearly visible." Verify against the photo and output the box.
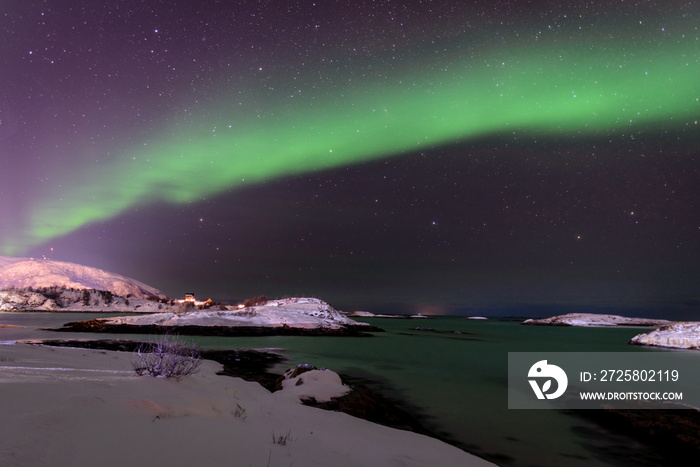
[190,317,688,466]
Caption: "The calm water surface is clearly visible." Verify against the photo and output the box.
[1,312,696,466]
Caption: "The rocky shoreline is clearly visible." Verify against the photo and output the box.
[580,407,700,464]
[52,319,383,337]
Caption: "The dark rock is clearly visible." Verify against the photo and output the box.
[52,320,383,337]
[206,349,285,391]
[579,407,700,463]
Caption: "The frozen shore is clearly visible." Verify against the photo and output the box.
[0,342,492,466]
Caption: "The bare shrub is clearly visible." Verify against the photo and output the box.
[272,429,293,445]
[232,403,248,420]
[233,308,258,318]
[175,300,194,315]
[133,334,202,380]
[242,295,268,308]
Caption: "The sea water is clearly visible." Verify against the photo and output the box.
[194,317,700,467]
[2,312,696,466]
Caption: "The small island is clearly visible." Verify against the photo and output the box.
[57,297,382,337]
[522,313,673,327]
[350,310,415,319]
[522,312,700,350]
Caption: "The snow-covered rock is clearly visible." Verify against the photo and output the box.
[0,290,49,311]
[630,322,700,350]
[0,287,170,312]
[522,313,672,327]
[0,256,166,300]
[276,364,351,403]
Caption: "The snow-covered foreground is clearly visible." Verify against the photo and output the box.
[0,343,493,466]
[91,297,369,330]
[630,322,700,350]
[522,313,673,327]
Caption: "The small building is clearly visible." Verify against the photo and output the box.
[184,293,196,303]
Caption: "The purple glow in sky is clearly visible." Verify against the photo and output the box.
[1,1,699,317]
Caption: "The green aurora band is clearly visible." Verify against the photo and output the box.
[3,33,699,254]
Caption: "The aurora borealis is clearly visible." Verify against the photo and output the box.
[2,1,699,316]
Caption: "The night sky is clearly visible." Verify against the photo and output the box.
[2,1,699,317]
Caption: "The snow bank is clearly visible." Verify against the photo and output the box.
[0,343,493,466]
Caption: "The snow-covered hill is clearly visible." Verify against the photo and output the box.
[0,256,166,300]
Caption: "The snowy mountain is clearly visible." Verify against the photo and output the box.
[0,256,166,300]
[0,257,23,268]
